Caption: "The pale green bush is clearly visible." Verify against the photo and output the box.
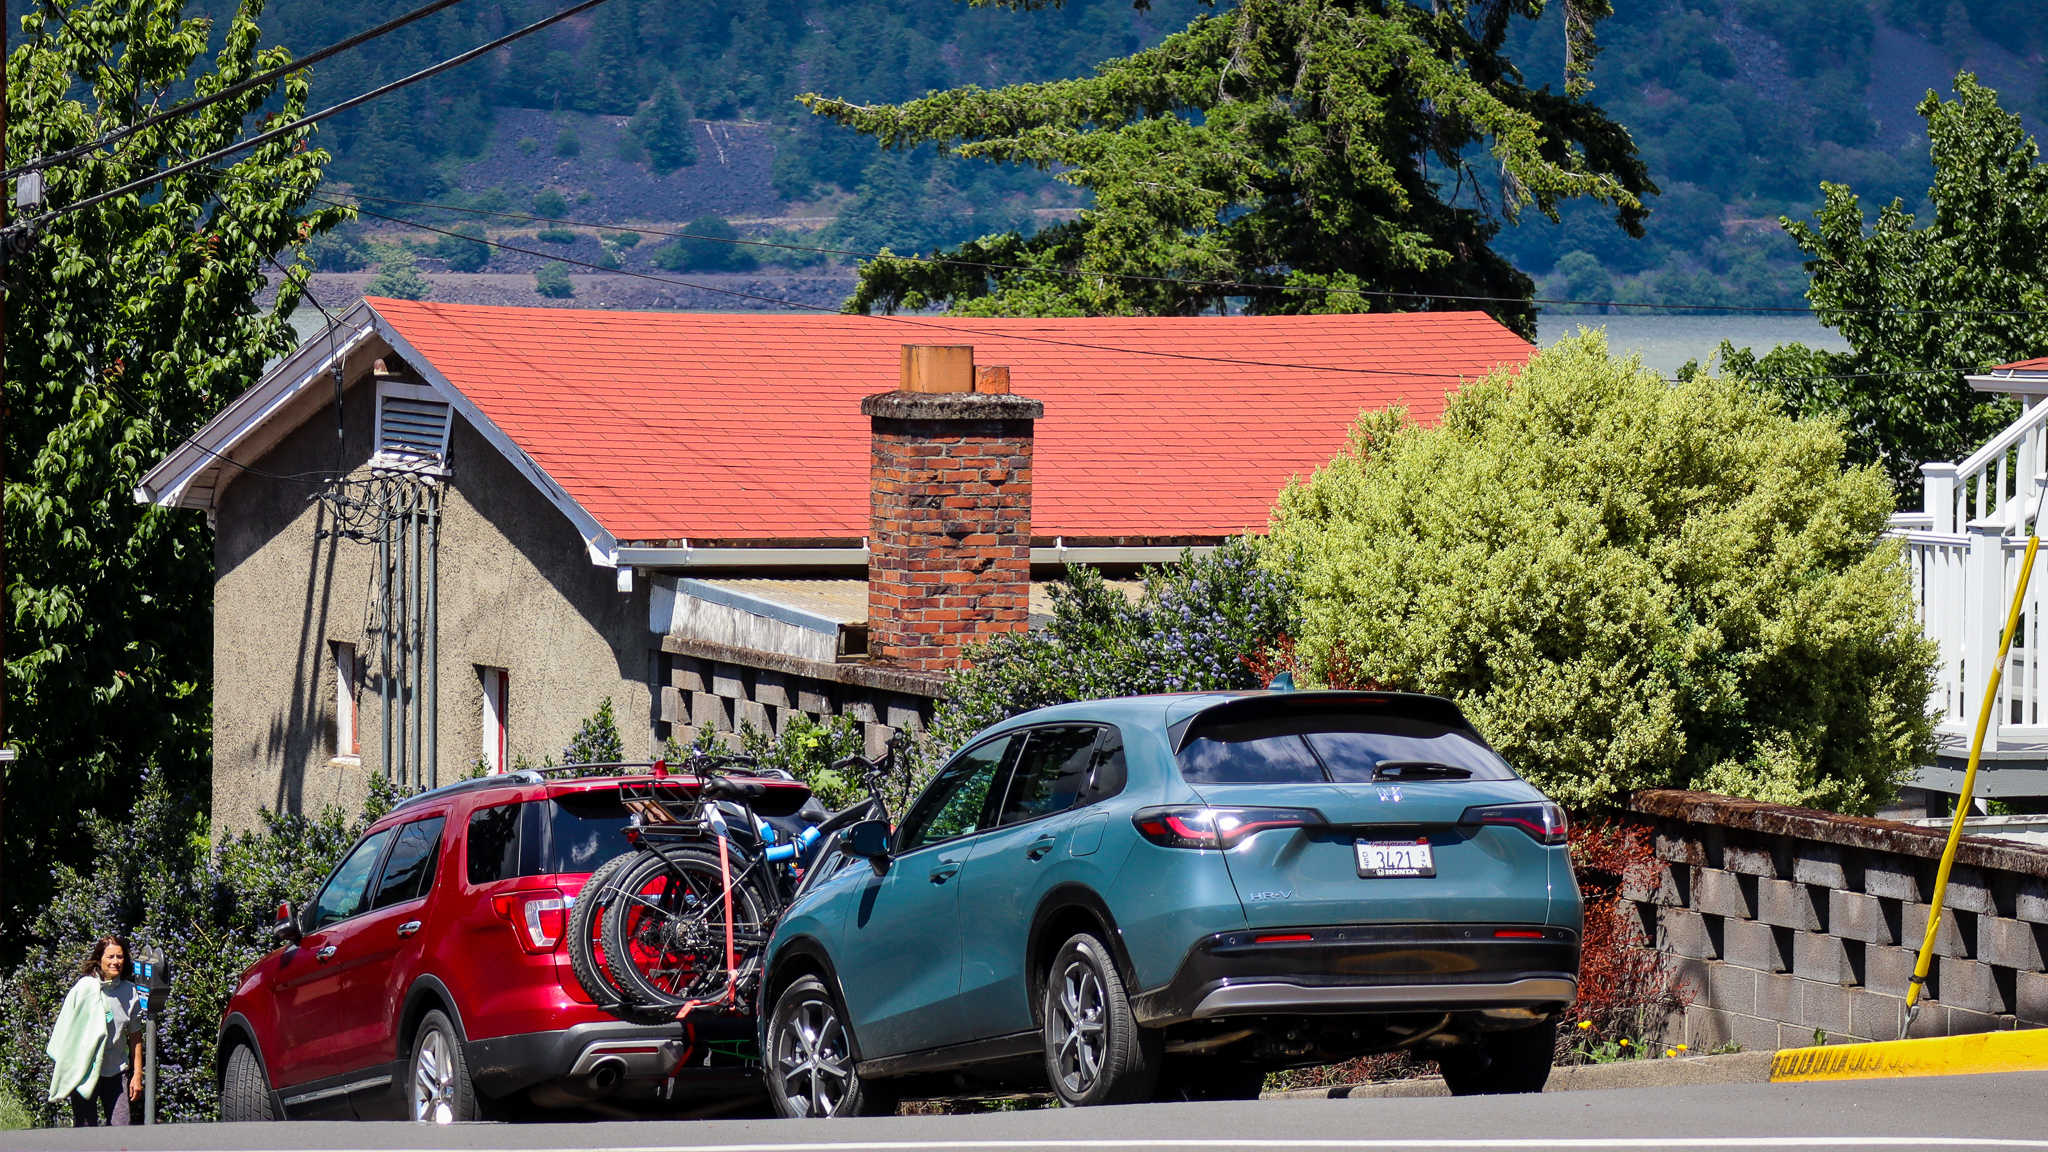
[1265,331,1937,815]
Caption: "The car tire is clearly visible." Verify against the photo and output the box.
[220,1043,275,1122]
[1438,1018,1557,1096]
[409,1009,486,1123]
[603,845,772,1011]
[765,974,894,1118]
[1041,932,1160,1107]
[1153,1057,1267,1101]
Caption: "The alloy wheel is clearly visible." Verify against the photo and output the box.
[777,996,854,1117]
[1050,957,1109,1096]
[411,1026,458,1124]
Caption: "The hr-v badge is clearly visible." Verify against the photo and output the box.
[1378,786,1404,803]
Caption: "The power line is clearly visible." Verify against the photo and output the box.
[7,0,618,238]
[322,187,2048,323]
[0,0,474,184]
[328,196,2011,387]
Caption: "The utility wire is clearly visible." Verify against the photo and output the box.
[0,0,473,184]
[329,196,2008,386]
[7,0,616,238]
[322,187,2048,323]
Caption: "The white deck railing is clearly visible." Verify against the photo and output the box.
[1896,391,2048,750]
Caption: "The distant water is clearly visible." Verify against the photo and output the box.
[1536,315,1852,378]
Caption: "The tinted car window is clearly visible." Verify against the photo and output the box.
[1306,719,1514,782]
[372,817,445,910]
[467,803,519,885]
[1085,726,1128,804]
[996,727,1101,827]
[898,736,1013,851]
[466,793,632,886]
[313,829,393,928]
[1178,713,1515,784]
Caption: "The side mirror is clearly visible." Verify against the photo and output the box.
[271,901,302,946]
[845,819,893,875]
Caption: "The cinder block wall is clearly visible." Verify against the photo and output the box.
[1627,790,2048,1051]
[653,635,943,760]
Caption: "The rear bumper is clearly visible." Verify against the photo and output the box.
[1131,923,1580,1026]
[465,1016,756,1099]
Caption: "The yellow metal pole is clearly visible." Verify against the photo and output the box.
[1903,529,2041,1037]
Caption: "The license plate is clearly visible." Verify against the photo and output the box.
[1356,839,1435,878]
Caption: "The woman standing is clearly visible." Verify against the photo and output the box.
[45,936,144,1126]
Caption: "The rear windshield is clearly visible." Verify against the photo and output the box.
[1177,714,1516,785]
[466,790,633,884]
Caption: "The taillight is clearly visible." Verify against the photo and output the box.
[1461,801,1568,845]
[492,889,567,953]
[1132,806,1324,849]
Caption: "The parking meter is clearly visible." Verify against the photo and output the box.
[133,946,170,1125]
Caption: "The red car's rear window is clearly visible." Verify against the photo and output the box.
[467,788,632,884]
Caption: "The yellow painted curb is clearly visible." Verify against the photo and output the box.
[1770,1028,2048,1082]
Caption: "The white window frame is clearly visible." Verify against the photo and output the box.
[480,667,509,774]
[333,642,359,759]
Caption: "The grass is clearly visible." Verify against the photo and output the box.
[0,1089,35,1130]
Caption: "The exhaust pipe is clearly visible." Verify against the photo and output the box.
[585,1056,627,1097]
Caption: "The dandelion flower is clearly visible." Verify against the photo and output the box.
[1577,1021,1593,1030]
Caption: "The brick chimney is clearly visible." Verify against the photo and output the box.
[864,345,1041,672]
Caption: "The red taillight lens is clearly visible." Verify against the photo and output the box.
[1461,802,1568,845]
[491,889,567,954]
[1254,933,1315,943]
[1132,806,1324,850]
[1495,929,1546,939]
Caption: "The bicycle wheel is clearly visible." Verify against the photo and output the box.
[601,844,771,1011]
[566,850,672,1021]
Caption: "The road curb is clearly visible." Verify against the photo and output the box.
[1770,1028,2048,1082]
[1261,1049,1777,1099]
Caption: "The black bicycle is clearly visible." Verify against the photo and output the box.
[566,748,892,1021]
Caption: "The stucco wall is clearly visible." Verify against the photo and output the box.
[212,368,654,832]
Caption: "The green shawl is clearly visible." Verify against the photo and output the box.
[45,976,105,1102]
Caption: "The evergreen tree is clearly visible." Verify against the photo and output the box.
[634,82,698,174]
[804,0,1651,333]
[365,246,431,300]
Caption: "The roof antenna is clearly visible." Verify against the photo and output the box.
[1267,671,1296,692]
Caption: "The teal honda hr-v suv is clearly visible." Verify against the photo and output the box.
[757,690,1580,1116]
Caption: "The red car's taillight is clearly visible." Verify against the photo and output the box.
[1461,801,1568,845]
[492,889,567,953]
[1132,805,1324,850]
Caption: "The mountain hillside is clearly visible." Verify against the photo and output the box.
[202,0,2048,312]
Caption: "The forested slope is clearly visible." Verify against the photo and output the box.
[87,0,2048,308]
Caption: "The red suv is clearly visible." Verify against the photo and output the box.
[217,770,756,1122]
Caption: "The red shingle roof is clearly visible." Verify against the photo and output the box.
[368,301,1533,543]
[1993,357,2048,372]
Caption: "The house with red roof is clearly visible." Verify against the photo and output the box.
[138,300,1533,829]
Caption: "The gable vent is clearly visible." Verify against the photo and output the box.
[372,381,452,472]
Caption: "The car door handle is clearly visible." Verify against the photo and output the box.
[928,863,960,884]
[396,920,421,937]
[315,945,338,962]
[1026,836,1058,860]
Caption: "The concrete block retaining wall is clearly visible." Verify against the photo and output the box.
[1627,790,2048,1050]
[654,634,944,759]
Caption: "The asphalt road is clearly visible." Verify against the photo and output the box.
[11,1071,2048,1152]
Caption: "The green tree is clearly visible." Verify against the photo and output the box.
[4,0,348,929]
[535,260,575,297]
[1719,75,2048,498]
[1265,332,1937,815]
[364,245,430,300]
[802,0,1652,333]
[650,215,758,272]
[534,187,569,218]
[634,81,698,175]
[432,223,490,273]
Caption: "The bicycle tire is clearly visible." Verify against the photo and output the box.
[602,843,773,1011]
[566,850,674,1022]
